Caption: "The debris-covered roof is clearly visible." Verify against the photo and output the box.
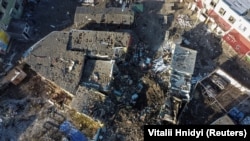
[71,86,115,122]
[24,29,131,94]
[24,31,85,94]
[171,45,197,75]
[70,30,131,58]
[74,7,134,28]
[81,59,114,91]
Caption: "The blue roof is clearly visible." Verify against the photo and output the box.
[60,121,88,141]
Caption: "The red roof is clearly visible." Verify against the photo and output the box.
[207,9,231,31]
[223,29,250,55]
[196,0,204,9]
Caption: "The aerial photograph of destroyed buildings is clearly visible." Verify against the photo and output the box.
[0,0,250,140]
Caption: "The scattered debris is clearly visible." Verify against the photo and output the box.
[1,0,250,140]
[152,57,170,74]
[176,14,192,28]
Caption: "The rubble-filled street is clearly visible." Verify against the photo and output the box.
[1,0,250,141]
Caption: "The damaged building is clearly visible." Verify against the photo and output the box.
[74,6,134,29]
[180,68,250,124]
[69,29,131,58]
[0,0,25,54]
[71,86,116,123]
[24,29,132,94]
[81,59,115,92]
[158,96,183,124]
[0,0,24,30]
[4,0,250,140]
[24,31,85,94]
[0,63,103,141]
[6,19,34,41]
[158,44,197,124]
[18,28,136,140]
[169,45,197,101]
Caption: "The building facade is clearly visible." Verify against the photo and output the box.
[193,0,250,56]
[0,0,24,54]
[0,0,24,30]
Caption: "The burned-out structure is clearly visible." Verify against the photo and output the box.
[74,6,134,29]
[180,68,250,124]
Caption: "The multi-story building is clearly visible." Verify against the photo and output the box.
[193,0,250,56]
[0,0,24,54]
[0,0,24,30]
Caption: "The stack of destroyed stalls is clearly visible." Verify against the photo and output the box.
[21,29,133,139]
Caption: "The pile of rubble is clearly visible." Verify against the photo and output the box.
[176,14,192,29]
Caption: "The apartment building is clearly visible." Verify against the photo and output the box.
[193,0,250,55]
[0,0,24,30]
[0,0,24,54]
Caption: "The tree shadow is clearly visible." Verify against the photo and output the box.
[181,23,223,77]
